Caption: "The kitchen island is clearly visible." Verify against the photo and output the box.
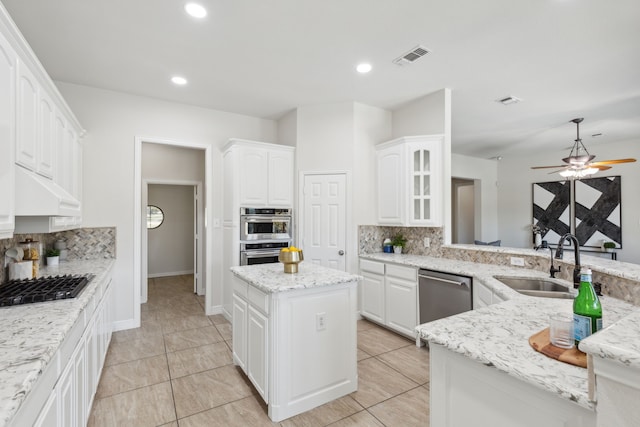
[230,262,361,422]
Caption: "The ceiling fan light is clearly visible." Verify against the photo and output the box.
[584,167,599,176]
[559,170,575,178]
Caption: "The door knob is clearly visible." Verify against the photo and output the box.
[338,250,345,256]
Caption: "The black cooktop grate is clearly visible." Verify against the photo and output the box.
[0,274,91,307]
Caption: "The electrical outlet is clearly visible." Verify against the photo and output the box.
[424,238,430,248]
[510,257,525,267]
[316,312,326,331]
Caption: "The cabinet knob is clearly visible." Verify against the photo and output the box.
[338,250,345,256]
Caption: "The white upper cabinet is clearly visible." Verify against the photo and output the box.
[0,29,15,238]
[1,4,85,232]
[376,135,443,227]
[267,149,294,206]
[224,139,295,211]
[239,147,269,206]
[16,59,38,171]
[37,89,55,179]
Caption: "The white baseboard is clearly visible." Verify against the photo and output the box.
[205,304,223,316]
[148,270,194,278]
[112,318,140,332]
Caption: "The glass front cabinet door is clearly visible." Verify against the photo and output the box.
[376,135,443,227]
[408,139,441,225]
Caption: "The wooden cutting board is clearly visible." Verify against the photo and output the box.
[529,328,587,368]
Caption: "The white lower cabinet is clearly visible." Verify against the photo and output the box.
[14,277,113,427]
[247,305,268,401]
[33,389,57,427]
[231,293,248,371]
[385,274,418,336]
[232,277,269,403]
[360,260,385,324]
[359,259,418,338]
[232,273,358,422]
[473,280,504,309]
[58,360,74,427]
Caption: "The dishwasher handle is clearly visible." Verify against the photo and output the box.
[419,273,471,289]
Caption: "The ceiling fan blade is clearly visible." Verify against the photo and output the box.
[590,158,637,166]
[531,165,567,169]
[594,165,612,171]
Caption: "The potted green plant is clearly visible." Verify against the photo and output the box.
[391,234,408,254]
[603,241,616,252]
[46,248,60,266]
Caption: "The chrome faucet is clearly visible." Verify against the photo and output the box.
[549,247,561,278]
[555,233,581,288]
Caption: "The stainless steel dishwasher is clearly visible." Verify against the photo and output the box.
[418,269,473,324]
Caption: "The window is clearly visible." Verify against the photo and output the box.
[147,205,164,229]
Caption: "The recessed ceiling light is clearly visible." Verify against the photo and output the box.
[171,76,188,85]
[185,3,207,18]
[356,63,372,73]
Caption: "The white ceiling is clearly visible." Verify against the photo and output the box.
[3,0,640,158]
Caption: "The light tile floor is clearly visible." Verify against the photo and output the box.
[88,275,430,426]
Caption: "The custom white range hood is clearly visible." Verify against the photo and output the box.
[14,166,81,217]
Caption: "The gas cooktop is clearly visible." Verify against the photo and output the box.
[0,274,93,307]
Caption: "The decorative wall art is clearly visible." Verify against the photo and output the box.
[532,180,571,244]
[574,176,622,248]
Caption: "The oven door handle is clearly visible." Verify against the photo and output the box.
[243,216,290,223]
[242,250,281,258]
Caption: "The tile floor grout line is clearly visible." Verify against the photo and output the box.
[372,352,429,386]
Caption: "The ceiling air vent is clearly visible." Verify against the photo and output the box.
[393,45,431,66]
[495,95,522,106]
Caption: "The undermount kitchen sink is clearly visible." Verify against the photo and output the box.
[494,276,574,299]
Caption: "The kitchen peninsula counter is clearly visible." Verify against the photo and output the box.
[359,251,640,426]
[0,259,115,427]
[230,262,360,422]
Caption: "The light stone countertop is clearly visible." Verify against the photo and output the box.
[360,252,639,409]
[230,262,362,293]
[0,259,115,427]
[447,243,640,283]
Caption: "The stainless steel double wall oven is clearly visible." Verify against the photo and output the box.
[239,208,292,265]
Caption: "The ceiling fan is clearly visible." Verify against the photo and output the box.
[531,118,636,179]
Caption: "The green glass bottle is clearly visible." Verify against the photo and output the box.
[573,268,602,344]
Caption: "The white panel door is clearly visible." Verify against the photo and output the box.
[302,174,346,270]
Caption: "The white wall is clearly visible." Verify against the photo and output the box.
[58,82,277,328]
[294,102,391,273]
[147,184,194,277]
[296,102,355,171]
[391,89,452,242]
[353,103,392,226]
[277,109,297,147]
[497,139,640,263]
[392,89,447,138]
[451,153,499,242]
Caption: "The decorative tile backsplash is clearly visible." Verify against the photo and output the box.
[359,227,640,306]
[359,225,443,256]
[1,227,116,283]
